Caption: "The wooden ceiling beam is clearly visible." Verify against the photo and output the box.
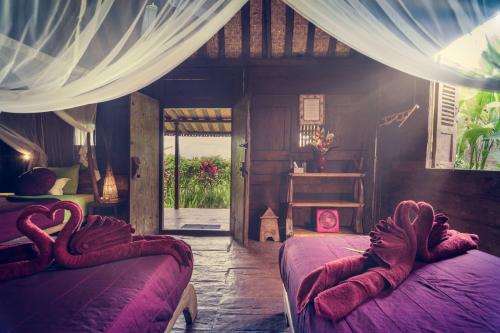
[262,0,271,58]
[306,22,316,57]
[165,119,232,123]
[241,3,250,58]
[198,44,208,58]
[218,28,225,58]
[165,131,231,137]
[327,37,337,57]
[284,5,294,57]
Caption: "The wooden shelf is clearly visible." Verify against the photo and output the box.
[285,169,365,236]
[289,172,365,178]
[290,201,363,208]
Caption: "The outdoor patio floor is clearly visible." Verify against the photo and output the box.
[164,208,230,231]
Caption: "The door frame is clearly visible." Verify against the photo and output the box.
[159,110,232,236]
[158,102,164,234]
[230,95,251,246]
[129,92,161,235]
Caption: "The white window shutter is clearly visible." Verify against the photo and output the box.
[433,83,458,168]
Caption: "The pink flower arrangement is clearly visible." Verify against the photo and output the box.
[309,127,335,156]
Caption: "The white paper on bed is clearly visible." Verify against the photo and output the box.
[283,0,500,90]
[0,0,247,113]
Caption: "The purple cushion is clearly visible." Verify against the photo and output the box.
[15,168,57,196]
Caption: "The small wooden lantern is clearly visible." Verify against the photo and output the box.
[260,207,280,242]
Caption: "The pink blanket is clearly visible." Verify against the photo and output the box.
[297,200,479,322]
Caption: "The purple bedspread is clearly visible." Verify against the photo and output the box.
[0,198,64,242]
[280,236,500,333]
[0,254,193,333]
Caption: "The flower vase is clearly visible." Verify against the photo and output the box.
[317,155,327,172]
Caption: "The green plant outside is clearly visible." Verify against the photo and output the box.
[163,155,231,208]
[455,88,500,170]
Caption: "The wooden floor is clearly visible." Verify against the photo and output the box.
[164,208,230,231]
[172,236,290,333]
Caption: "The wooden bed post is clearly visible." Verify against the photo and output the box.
[174,121,180,210]
[164,283,197,333]
[87,132,103,204]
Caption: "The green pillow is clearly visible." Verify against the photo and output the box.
[47,165,80,194]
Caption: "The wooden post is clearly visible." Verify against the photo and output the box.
[174,122,180,210]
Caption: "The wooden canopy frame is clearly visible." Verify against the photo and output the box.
[86,132,105,204]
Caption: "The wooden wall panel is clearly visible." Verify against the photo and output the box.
[252,107,289,151]
[247,59,381,238]
[143,66,245,108]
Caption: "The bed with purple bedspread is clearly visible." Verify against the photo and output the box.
[0,198,64,242]
[0,254,193,333]
[280,235,500,333]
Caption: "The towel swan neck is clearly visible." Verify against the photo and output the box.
[367,200,418,270]
[413,201,479,262]
[0,205,55,281]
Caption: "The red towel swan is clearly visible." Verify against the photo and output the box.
[0,205,55,281]
[297,200,418,321]
[53,201,192,269]
[413,202,479,262]
[296,200,480,322]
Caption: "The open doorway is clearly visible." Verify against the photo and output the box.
[162,108,231,234]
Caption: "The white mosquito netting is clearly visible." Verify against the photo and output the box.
[284,0,500,90]
[0,122,47,167]
[0,0,247,113]
[0,0,498,116]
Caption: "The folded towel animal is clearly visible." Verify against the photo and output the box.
[53,201,192,269]
[0,205,55,281]
[296,200,480,322]
[297,200,418,321]
[413,202,479,262]
[68,215,133,254]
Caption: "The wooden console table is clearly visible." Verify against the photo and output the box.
[285,172,365,237]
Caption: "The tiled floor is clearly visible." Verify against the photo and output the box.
[172,236,290,333]
[164,209,230,231]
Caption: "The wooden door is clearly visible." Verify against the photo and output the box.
[129,92,161,235]
[230,96,251,245]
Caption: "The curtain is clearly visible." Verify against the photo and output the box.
[0,0,247,113]
[283,0,500,90]
[55,104,97,133]
[55,104,100,179]
[0,112,75,166]
[0,123,47,168]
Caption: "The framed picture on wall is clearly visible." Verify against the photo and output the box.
[299,94,325,125]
